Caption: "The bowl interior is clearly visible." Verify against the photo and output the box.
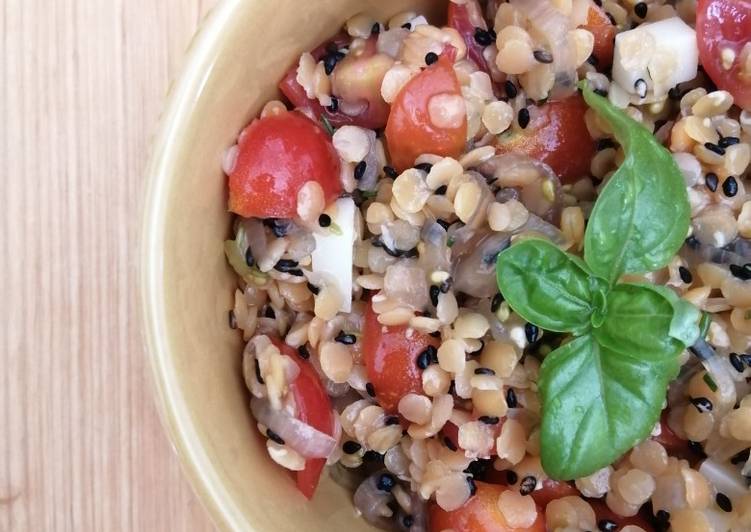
[143,0,445,530]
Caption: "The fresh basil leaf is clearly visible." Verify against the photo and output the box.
[594,283,699,360]
[581,86,690,285]
[496,239,605,334]
[539,334,679,480]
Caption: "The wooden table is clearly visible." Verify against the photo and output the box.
[2,1,217,530]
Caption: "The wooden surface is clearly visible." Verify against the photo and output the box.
[1,1,217,530]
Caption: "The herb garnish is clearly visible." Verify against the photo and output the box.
[496,85,700,480]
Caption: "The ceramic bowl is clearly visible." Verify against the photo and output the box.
[141,0,443,529]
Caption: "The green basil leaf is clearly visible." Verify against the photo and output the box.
[581,86,690,285]
[496,239,605,334]
[539,334,679,480]
[594,283,700,360]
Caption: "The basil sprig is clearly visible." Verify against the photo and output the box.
[496,86,700,480]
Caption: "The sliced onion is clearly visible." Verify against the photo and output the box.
[353,473,394,530]
[698,458,749,500]
[511,0,577,100]
[358,129,380,191]
[452,230,512,298]
[242,217,269,266]
[684,237,751,267]
[690,340,737,414]
[250,397,337,459]
[418,222,451,275]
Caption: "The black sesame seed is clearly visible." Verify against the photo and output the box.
[245,247,255,268]
[722,175,738,197]
[384,165,398,178]
[255,359,265,385]
[655,509,670,523]
[594,88,608,97]
[274,259,300,273]
[401,22,412,30]
[342,440,362,454]
[705,172,719,192]
[474,27,494,46]
[307,282,320,295]
[444,436,458,451]
[679,266,693,284]
[264,306,276,319]
[478,415,500,425]
[318,214,332,228]
[506,388,518,408]
[297,345,310,360]
[595,138,616,151]
[491,293,504,313]
[327,96,339,113]
[506,470,518,484]
[519,476,537,495]
[730,263,751,280]
[719,136,740,148]
[415,162,433,173]
[430,285,440,307]
[634,2,648,18]
[685,235,701,249]
[366,382,376,397]
[705,142,726,155]
[335,332,356,345]
[730,448,750,465]
[425,52,439,65]
[228,310,237,330]
[266,428,285,445]
[264,218,290,237]
[385,416,400,426]
[371,22,381,35]
[634,78,647,98]
[518,108,530,129]
[377,473,396,492]
[730,353,745,373]
[439,277,453,294]
[688,440,706,458]
[524,323,539,343]
[434,185,448,196]
[416,350,431,369]
[533,49,553,64]
[467,476,477,496]
[716,492,733,512]
[598,519,618,532]
[474,367,496,376]
[691,397,713,413]
[324,54,338,75]
[354,160,367,180]
[504,80,518,99]
[402,515,414,528]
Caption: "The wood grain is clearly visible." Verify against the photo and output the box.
[1,1,217,530]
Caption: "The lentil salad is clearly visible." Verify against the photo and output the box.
[222,1,751,530]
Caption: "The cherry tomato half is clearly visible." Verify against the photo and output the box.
[529,480,579,509]
[494,93,594,184]
[697,0,751,110]
[272,339,335,499]
[385,51,468,171]
[228,111,342,218]
[429,481,546,532]
[362,302,438,414]
[581,4,617,69]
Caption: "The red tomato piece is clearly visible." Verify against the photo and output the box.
[228,111,342,218]
[494,93,594,184]
[697,0,751,110]
[589,500,654,531]
[581,4,617,68]
[385,51,468,171]
[279,35,392,129]
[271,339,335,499]
[529,479,579,509]
[447,0,494,77]
[429,481,546,532]
[653,414,696,464]
[362,302,438,414]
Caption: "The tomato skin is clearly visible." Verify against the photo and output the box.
[429,482,546,532]
[385,52,468,171]
[362,303,438,414]
[271,339,334,499]
[494,93,594,184]
[697,0,751,110]
[581,5,616,68]
[228,111,342,218]
[447,0,493,77]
